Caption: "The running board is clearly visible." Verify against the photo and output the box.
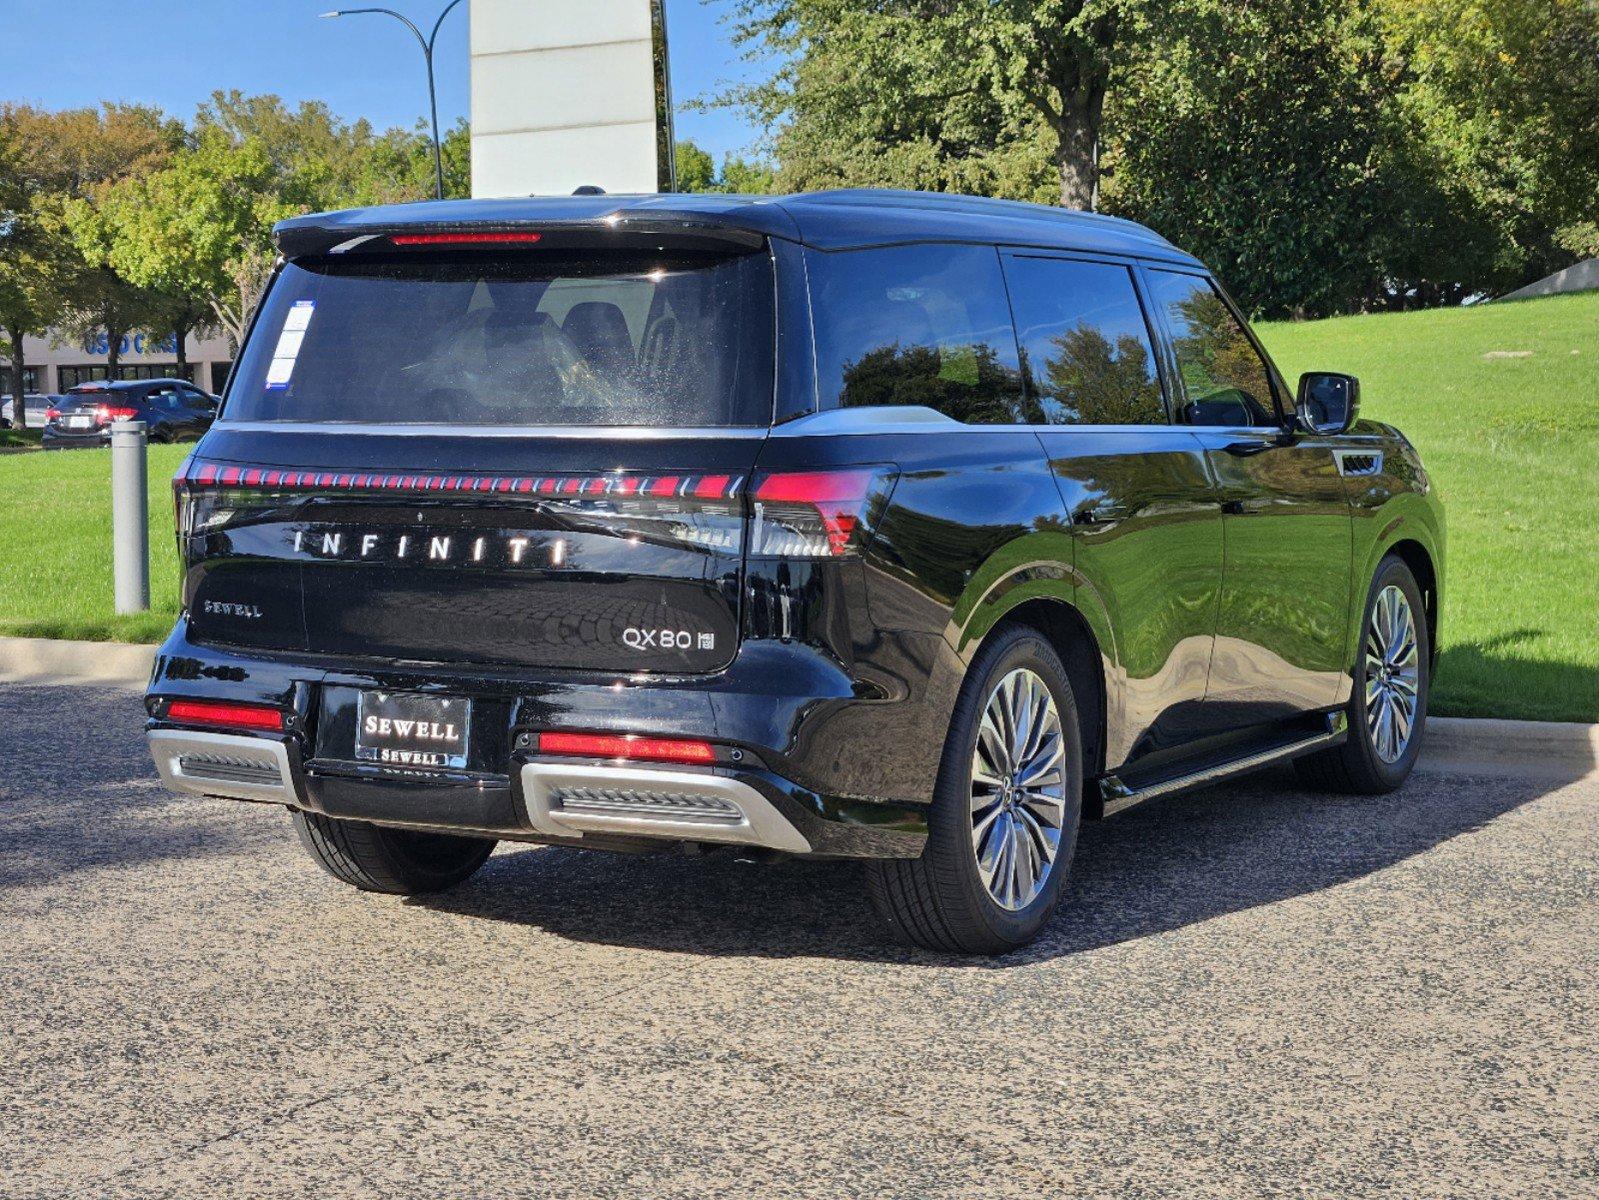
[1098,713,1348,818]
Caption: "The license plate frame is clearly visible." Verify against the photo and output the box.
[355,691,472,770]
[65,414,94,430]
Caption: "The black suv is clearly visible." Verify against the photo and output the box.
[145,190,1444,953]
[43,379,218,450]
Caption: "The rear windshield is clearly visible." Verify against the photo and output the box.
[224,249,776,427]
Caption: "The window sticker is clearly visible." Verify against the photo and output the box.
[265,300,315,389]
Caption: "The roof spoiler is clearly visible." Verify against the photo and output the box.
[274,215,768,259]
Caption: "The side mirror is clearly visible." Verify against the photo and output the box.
[1296,372,1360,435]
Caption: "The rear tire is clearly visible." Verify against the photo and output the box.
[291,810,495,895]
[1295,554,1430,794]
[868,625,1083,955]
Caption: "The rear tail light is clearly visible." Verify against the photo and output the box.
[94,404,140,423]
[390,231,544,246]
[172,456,193,541]
[175,460,751,553]
[44,407,59,421]
[165,699,286,732]
[749,468,893,557]
[172,460,896,560]
[536,731,717,765]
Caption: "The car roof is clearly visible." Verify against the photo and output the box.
[273,189,1203,268]
[69,378,188,393]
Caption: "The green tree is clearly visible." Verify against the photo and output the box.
[0,198,75,426]
[1109,0,1415,316]
[89,130,298,354]
[676,139,720,192]
[717,0,1147,207]
[712,0,1599,315]
[675,138,777,193]
[1377,0,1599,288]
[194,91,469,207]
[718,153,777,194]
[0,102,177,422]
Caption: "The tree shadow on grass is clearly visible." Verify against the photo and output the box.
[1433,630,1599,723]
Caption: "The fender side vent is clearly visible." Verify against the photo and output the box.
[1336,451,1383,477]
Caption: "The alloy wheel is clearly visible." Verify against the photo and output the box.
[1365,584,1422,763]
[970,667,1068,911]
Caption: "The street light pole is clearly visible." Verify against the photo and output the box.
[320,0,466,200]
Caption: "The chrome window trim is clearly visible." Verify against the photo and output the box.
[773,406,1206,437]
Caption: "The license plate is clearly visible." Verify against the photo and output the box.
[355,691,471,769]
[65,415,93,430]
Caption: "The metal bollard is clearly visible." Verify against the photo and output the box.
[111,420,150,614]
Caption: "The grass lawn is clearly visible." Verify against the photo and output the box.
[0,442,188,644]
[0,293,1594,721]
[1260,291,1599,723]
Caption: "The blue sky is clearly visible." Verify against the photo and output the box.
[2,1,767,162]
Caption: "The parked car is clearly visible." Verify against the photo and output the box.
[42,379,218,450]
[143,190,1444,954]
[1,393,63,429]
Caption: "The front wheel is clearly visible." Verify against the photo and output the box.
[1296,554,1431,794]
[292,810,496,895]
[868,625,1083,955]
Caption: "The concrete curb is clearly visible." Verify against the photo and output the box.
[1419,716,1598,780]
[0,635,1593,779]
[0,636,155,687]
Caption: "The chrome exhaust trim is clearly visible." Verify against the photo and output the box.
[148,729,299,804]
[519,761,811,853]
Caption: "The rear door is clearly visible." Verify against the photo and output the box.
[1000,251,1226,761]
[180,239,776,674]
[1141,268,1353,723]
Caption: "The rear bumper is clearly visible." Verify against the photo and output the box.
[144,619,946,859]
[148,729,301,804]
[146,726,824,855]
[41,428,111,450]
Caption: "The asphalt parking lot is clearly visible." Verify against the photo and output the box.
[1,679,1595,1199]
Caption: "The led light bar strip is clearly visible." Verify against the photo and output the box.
[178,460,744,501]
[389,231,545,246]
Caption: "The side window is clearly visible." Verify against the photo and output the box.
[808,244,1026,424]
[181,386,215,411]
[1146,271,1279,427]
[1003,256,1166,425]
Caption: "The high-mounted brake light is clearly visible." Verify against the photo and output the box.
[536,732,717,765]
[390,231,544,246]
[751,468,887,557]
[165,699,286,733]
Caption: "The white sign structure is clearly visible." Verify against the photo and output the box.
[470,0,675,198]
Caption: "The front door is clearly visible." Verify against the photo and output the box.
[1142,268,1354,727]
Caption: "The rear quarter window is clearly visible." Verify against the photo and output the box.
[1002,256,1167,425]
[224,249,776,428]
[807,244,1026,424]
